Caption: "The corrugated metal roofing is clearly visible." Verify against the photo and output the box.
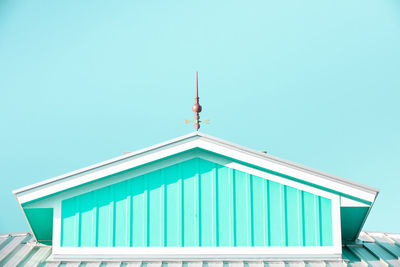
[0,231,399,267]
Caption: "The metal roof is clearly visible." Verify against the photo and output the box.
[0,232,399,267]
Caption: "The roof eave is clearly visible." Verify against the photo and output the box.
[13,132,203,196]
[13,131,378,204]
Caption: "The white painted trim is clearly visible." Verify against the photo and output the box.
[13,194,36,243]
[52,246,342,260]
[207,154,343,254]
[340,197,369,207]
[17,141,198,204]
[331,196,342,251]
[23,151,200,207]
[199,154,343,254]
[14,132,374,251]
[16,138,376,205]
[196,140,376,203]
[48,150,343,258]
[198,133,378,193]
[13,132,200,195]
[53,200,61,248]
[198,154,337,200]
[14,133,378,205]
[27,150,338,207]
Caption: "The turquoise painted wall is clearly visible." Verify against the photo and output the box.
[24,208,53,245]
[61,158,333,247]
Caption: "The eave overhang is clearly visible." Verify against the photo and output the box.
[13,132,379,204]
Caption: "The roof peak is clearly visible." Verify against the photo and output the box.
[14,131,379,199]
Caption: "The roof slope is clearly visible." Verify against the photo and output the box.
[12,132,380,245]
[0,232,399,267]
[14,132,379,204]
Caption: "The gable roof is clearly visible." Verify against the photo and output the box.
[13,132,379,205]
[13,132,380,246]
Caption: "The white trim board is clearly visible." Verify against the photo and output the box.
[25,150,339,208]
[15,133,378,205]
[51,246,342,260]
[47,150,343,258]
[13,132,200,195]
[23,151,200,208]
[340,197,369,207]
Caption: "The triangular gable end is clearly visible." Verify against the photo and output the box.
[13,132,379,259]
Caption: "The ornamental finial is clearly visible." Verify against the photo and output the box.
[185,72,209,131]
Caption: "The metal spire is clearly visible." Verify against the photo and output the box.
[185,72,209,131]
[193,72,201,130]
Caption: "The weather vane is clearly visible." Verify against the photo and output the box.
[185,72,209,131]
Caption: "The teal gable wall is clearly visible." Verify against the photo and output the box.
[61,157,333,247]
[24,208,53,245]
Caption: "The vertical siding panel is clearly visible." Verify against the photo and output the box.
[125,182,131,246]
[115,181,130,246]
[143,177,148,247]
[283,185,287,246]
[195,159,203,247]
[59,157,336,249]
[110,188,115,247]
[97,186,113,246]
[231,168,236,246]
[264,179,270,246]
[320,197,333,246]
[182,159,198,246]
[200,159,216,246]
[93,196,98,247]
[80,192,95,246]
[252,176,266,246]
[214,164,219,246]
[301,191,306,246]
[132,176,146,246]
[178,164,183,247]
[61,197,76,246]
[297,189,304,246]
[71,198,80,247]
[148,170,163,246]
[75,199,81,246]
[94,190,99,246]
[249,175,254,246]
[127,182,132,247]
[235,170,250,246]
[196,158,201,246]
[216,166,232,246]
[315,196,321,246]
[114,182,122,246]
[269,181,284,246]
[303,192,317,246]
[161,171,165,246]
[286,187,300,246]
[165,165,180,246]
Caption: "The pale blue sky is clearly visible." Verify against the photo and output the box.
[1,0,399,234]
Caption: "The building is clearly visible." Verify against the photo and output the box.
[2,132,399,266]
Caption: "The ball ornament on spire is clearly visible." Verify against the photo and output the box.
[185,71,209,131]
[192,103,202,113]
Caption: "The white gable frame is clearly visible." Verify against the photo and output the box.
[48,150,342,259]
[13,132,379,259]
[14,132,378,205]
[23,149,342,258]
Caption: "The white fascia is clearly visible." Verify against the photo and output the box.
[340,197,369,207]
[14,132,378,205]
[41,146,342,259]
[51,246,342,260]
